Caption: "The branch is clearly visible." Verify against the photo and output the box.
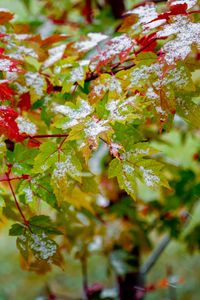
[140,212,190,275]
[25,133,69,139]
[140,235,170,275]
[81,258,89,300]
[6,173,30,227]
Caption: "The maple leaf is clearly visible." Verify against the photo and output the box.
[90,34,135,71]
[0,48,22,72]
[17,92,31,111]
[0,106,25,142]
[73,32,108,52]
[157,15,200,64]
[0,80,16,102]
[148,3,188,23]
[0,9,14,24]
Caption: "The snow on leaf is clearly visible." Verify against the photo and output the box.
[106,96,140,123]
[168,0,197,9]
[90,34,135,71]
[128,63,161,90]
[84,117,111,147]
[30,233,57,260]
[138,159,169,189]
[0,57,21,72]
[23,187,34,203]
[16,116,37,136]
[73,32,108,52]
[25,72,46,100]
[52,148,82,182]
[139,166,160,187]
[33,141,58,173]
[108,158,137,199]
[43,44,66,68]
[62,65,86,93]
[157,15,200,64]
[108,143,169,199]
[126,4,158,29]
[89,74,123,103]
[52,99,93,129]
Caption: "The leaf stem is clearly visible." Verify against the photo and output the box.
[6,173,29,227]
[26,133,69,139]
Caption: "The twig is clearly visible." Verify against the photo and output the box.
[6,173,30,227]
[81,258,89,300]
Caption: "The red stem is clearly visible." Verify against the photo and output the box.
[57,137,67,162]
[25,133,69,139]
[6,173,29,227]
[0,175,29,183]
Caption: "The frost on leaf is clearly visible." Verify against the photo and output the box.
[108,158,137,199]
[52,149,82,183]
[139,166,160,187]
[106,95,140,123]
[25,72,46,100]
[169,0,197,9]
[90,34,135,71]
[126,4,158,30]
[73,32,108,52]
[43,44,66,68]
[108,143,169,199]
[30,233,57,260]
[23,187,34,203]
[0,57,21,72]
[16,116,37,136]
[84,117,111,147]
[62,65,86,93]
[157,15,200,64]
[89,74,123,103]
[52,99,93,129]
[128,63,161,90]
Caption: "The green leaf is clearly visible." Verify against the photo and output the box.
[9,223,25,236]
[29,215,62,235]
[32,141,58,173]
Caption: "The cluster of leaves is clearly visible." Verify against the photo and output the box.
[0,1,200,296]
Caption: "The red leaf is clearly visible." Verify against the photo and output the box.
[17,92,31,111]
[41,34,68,48]
[138,33,157,53]
[92,34,135,71]
[0,48,22,72]
[0,81,16,102]
[0,10,14,25]
[27,138,41,148]
[148,3,187,24]
[0,106,25,142]
[170,3,188,14]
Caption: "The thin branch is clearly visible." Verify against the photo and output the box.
[81,258,89,300]
[140,235,170,275]
[6,173,30,227]
[25,133,69,139]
